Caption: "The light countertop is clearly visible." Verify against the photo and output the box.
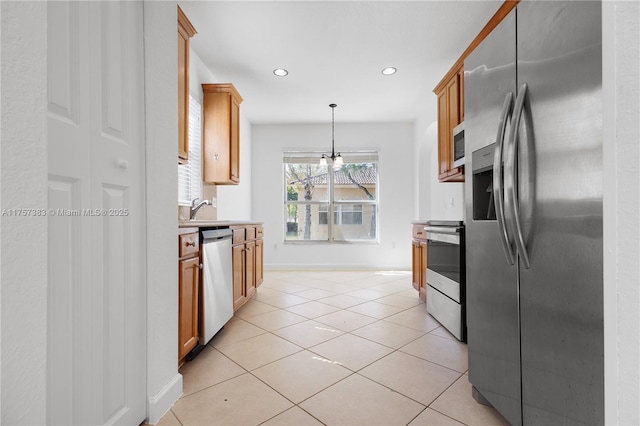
[178,220,263,228]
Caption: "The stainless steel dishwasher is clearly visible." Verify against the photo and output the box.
[200,228,233,345]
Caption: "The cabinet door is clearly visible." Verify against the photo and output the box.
[420,241,428,299]
[245,241,256,299]
[232,244,246,310]
[179,256,199,361]
[411,240,421,291]
[255,239,263,287]
[230,96,240,183]
[202,84,242,185]
[437,89,449,178]
[177,7,196,164]
[177,29,188,162]
[203,92,230,184]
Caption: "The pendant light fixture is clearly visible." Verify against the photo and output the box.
[320,103,343,169]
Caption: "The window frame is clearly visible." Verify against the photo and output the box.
[283,150,379,244]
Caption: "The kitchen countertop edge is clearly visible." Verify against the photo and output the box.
[178,220,263,228]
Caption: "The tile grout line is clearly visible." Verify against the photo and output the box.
[175,271,476,426]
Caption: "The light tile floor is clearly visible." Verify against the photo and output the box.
[158,270,509,426]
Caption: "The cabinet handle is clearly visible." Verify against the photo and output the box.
[199,263,203,269]
[246,247,252,251]
[115,159,129,170]
[185,241,195,247]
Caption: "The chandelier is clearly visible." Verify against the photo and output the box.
[319,103,343,169]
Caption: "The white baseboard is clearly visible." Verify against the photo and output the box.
[265,264,411,271]
[146,373,183,425]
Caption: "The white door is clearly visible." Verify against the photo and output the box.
[47,2,146,424]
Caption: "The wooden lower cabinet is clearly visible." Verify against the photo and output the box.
[231,225,264,311]
[178,230,200,365]
[411,223,428,302]
[255,238,263,287]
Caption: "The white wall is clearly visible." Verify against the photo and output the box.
[413,116,464,221]
[413,115,433,219]
[252,122,413,270]
[427,122,465,221]
[602,1,640,424]
[143,2,182,423]
[0,2,48,423]
[189,50,215,104]
[187,47,253,221]
[218,116,252,220]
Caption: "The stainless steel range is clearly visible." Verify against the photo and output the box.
[424,220,465,342]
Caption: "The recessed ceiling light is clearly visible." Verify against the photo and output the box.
[273,68,288,77]
[381,67,397,76]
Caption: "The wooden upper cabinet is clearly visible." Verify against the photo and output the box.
[433,0,519,183]
[202,84,243,185]
[436,89,450,177]
[434,65,464,182]
[177,6,197,164]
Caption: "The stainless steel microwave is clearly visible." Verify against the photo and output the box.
[452,122,465,168]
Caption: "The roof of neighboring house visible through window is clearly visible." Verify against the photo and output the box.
[289,168,377,186]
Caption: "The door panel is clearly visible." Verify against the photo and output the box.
[245,241,256,299]
[232,244,245,310]
[464,11,521,426]
[47,2,146,424]
[516,2,603,424]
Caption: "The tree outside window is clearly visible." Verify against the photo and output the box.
[283,151,378,242]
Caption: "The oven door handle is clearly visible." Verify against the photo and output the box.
[424,226,460,235]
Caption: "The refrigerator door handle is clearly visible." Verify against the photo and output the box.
[493,92,515,265]
[506,83,531,269]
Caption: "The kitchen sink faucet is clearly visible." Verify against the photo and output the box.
[190,198,213,220]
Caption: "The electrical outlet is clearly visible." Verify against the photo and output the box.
[211,197,217,207]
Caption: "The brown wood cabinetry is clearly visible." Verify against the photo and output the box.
[434,67,464,182]
[411,223,428,302]
[433,0,518,183]
[202,84,243,185]
[178,229,200,365]
[177,6,196,164]
[231,225,264,311]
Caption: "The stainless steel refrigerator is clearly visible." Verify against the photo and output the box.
[464,2,603,425]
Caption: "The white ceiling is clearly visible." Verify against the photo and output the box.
[179,1,503,125]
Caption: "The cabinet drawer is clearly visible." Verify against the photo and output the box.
[179,232,199,257]
[256,226,264,239]
[232,228,245,245]
[412,225,427,241]
[246,226,256,241]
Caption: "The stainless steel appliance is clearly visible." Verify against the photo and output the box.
[464,2,603,425]
[425,221,466,342]
[452,122,465,168]
[200,228,233,344]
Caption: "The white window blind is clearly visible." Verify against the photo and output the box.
[178,95,202,205]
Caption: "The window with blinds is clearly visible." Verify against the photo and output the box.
[178,95,202,205]
[283,150,378,243]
